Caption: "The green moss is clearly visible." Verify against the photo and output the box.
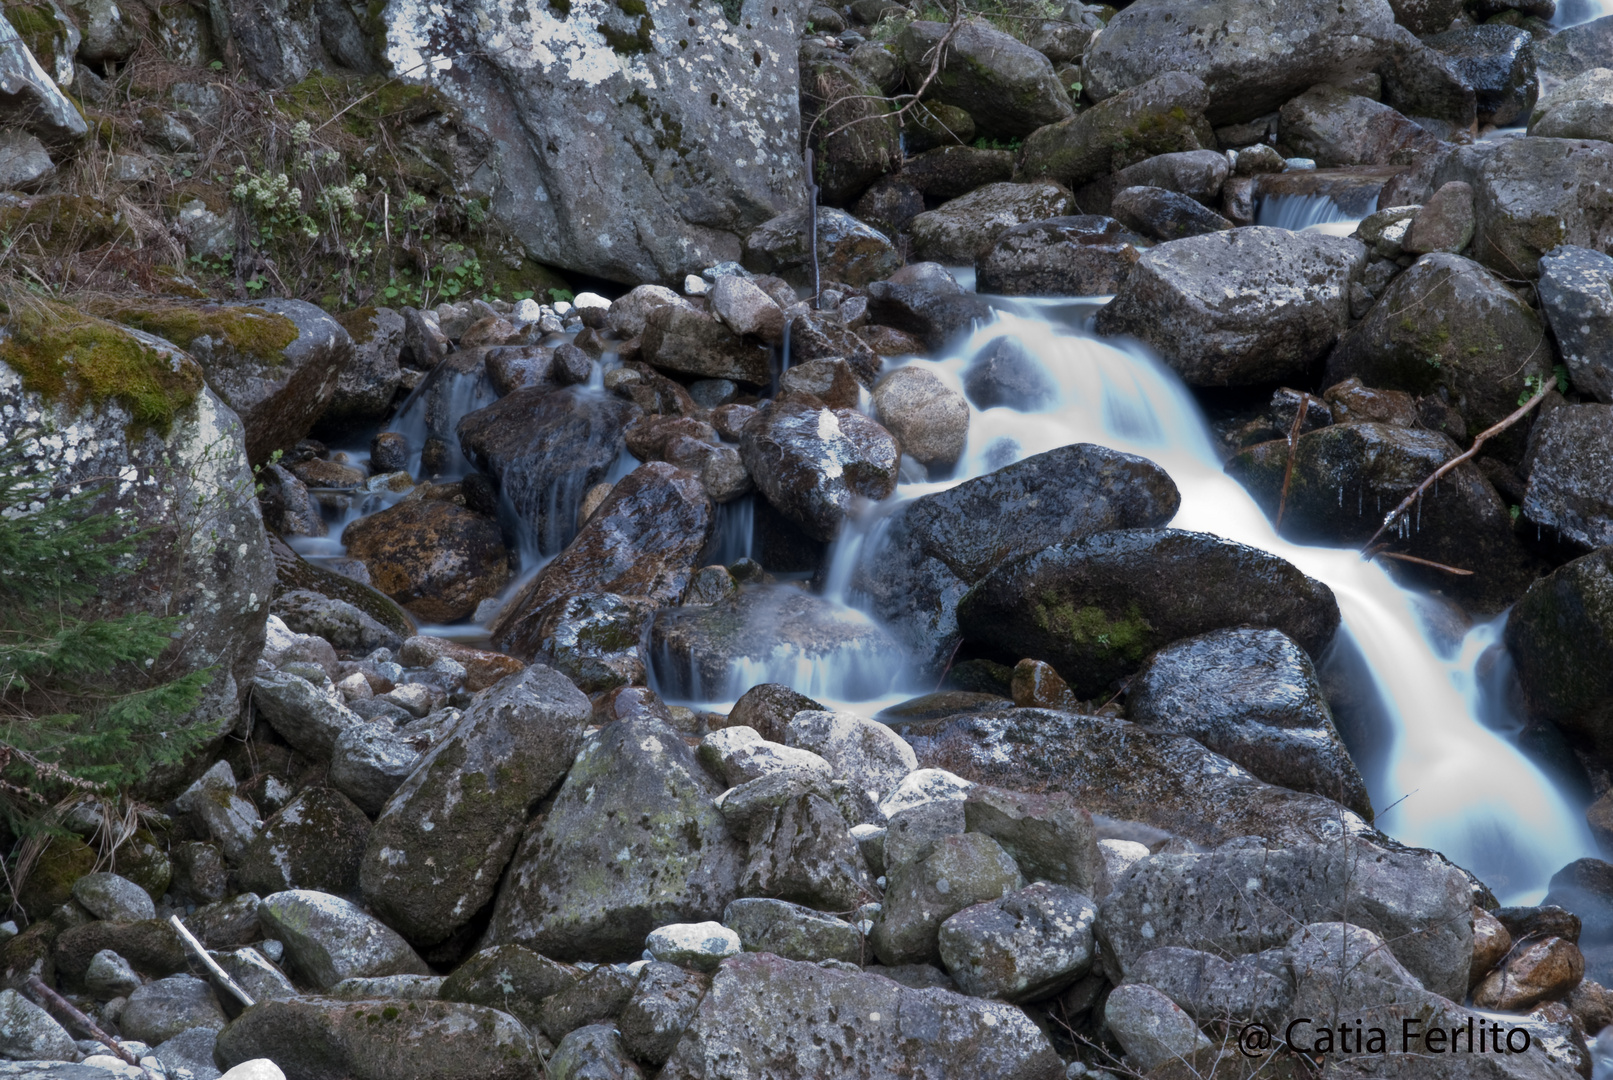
[599,11,655,53]
[1035,596,1153,663]
[335,305,380,343]
[5,2,63,70]
[16,834,97,915]
[92,302,299,368]
[0,300,205,438]
[0,195,121,251]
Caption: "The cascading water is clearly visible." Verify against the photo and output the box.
[1554,0,1612,26]
[1256,192,1379,235]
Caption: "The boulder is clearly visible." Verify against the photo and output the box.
[457,387,639,557]
[257,890,429,989]
[1507,548,1613,760]
[1112,150,1230,203]
[1018,72,1213,189]
[174,761,262,863]
[787,311,883,386]
[871,833,1024,966]
[780,357,861,410]
[1522,404,1613,550]
[651,586,905,701]
[786,709,917,808]
[937,882,1097,1003]
[658,951,1063,1079]
[895,20,1073,138]
[329,722,424,815]
[340,499,510,623]
[722,898,863,964]
[1473,935,1585,1011]
[642,305,771,385]
[274,590,402,654]
[958,336,1057,412]
[743,207,900,288]
[154,1027,224,1080]
[486,718,744,961]
[871,366,969,469]
[214,996,542,1080]
[85,950,142,1000]
[0,14,87,145]
[324,307,405,430]
[120,974,228,1044]
[328,974,446,999]
[900,146,1015,200]
[1530,68,1613,143]
[237,787,371,897]
[537,963,638,1042]
[360,665,591,945]
[1098,838,1473,999]
[899,709,1372,849]
[724,683,825,743]
[644,923,741,972]
[1469,137,1613,280]
[251,670,361,760]
[550,1024,646,1080]
[505,591,657,692]
[1109,186,1232,243]
[1539,245,1613,402]
[850,443,1179,675]
[801,55,900,206]
[974,216,1145,297]
[1404,180,1476,256]
[0,988,77,1062]
[72,873,155,922]
[438,944,577,1031]
[1103,984,1212,1073]
[1325,253,1551,456]
[620,962,709,1067]
[1277,86,1439,167]
[962,786,1107,899]
[1225,422,1540,609]
[1427,24,1538,128]
[907,182,1075,264]
[861,283,995,353]
[1122,946,1294,1029]
[490,462,713,661]
[957,528,1339,697]
[1094,227,1366,386]
[739,792,873,910]
[709,275,785,344]
[1082,0,1400,125]
[738,394,898,542]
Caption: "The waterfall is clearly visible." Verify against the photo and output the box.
[1256,193,1378,235]
[1554,0,1612,26]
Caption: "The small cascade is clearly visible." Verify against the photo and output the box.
[386,360,498,480]
[706,495,758,567]
[1256,192,1379,235]
[1555,0,1613,25]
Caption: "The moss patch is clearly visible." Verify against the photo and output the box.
[90,302,300,367]
[4,2,65,71]
[0,299,205,437]
[335,305,379,343]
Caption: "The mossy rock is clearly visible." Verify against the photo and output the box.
[0,195,121,252]
[88,299,300,368]
[269,533,416,642]
[17,835,97,916]
[112,830,173,902]
[0,918,60,986]
[4,2,74,78]
[53,918,188,987]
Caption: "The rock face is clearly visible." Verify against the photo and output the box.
[1469,137,1613,280]
[658,952,1064,1079]
[1127,628,1370,817]
[1095,227,1365,386]
[974,216,1145,297]
[1096,838,1474,1000]
[1521,405,1613,551]
[957,529,1339,697]
[378,0,809,284]
[907,182,1075,265]
[895,20,1072,138]
[360,666,591,945]
[215,996,543,1080]
[851,443,1179,674]
[490,462,714,661]
[1017,72,1212,190]
[1506,548,1613,759]
[1083,0,1399,124]
[487,718,744,961]
[739,394,899,542]
[0,319,272,752]
[341,499,510,623]
[1539,245,1613,402]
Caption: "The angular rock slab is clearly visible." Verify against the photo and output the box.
[1470,137,1613,281]
[739,393,899,542]
[257,890,429,990]
[657,952,1064,1079]
[1522,404,1613,552]
[938,882,1097,1003]
[360,665,591,945]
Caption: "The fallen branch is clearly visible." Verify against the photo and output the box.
[1362,379,1553,552]
[1274,396,1310,532]
[26,974,138,1067]
[169,914,257,1009]
[805,147,820,309]
[1372,551,1475,576]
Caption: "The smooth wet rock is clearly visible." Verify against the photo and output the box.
[238,787,371,897]
[324,307,405,430]
[1539,245,1613,403]
[895,20,1072,138]
[341,499,509,623]
[937,882,1096,1003]
[739,395,898,542]
[1095,227,1366,387]
[120,975,227,1045]
[257,890,428,990]
[851,443,1180,675]
[1018,72,1212,189]
[872,366,969,469]
[722,898,863,964]
[907,182,1075,265]
[1126,628,1371,816]
[957,528,1339,697]
[620,962,708,1067]
[1545,858,1613,942]
[974,216,1145,298]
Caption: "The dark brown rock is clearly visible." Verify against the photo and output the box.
[342,499,510,623]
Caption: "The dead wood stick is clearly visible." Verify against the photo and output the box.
[1274,396,1310,533]
[169,914,256,1009]
[1372,550,1475,576]
[26,974,138,1066]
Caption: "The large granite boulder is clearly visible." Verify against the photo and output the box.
[341,498,511,623]
[1017,72,1212,190]
[895,20,1072,138]
[1506,548,1613,760]
[1539,245,1613,402]
[1523,404,1613,553]
[1469,137,1613,280]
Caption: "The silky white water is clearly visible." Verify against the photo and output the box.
[1554,0,1612,26]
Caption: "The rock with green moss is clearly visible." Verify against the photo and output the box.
[1018,72,1213,190]
[802,53,900,205]
[722,898,862,963]
[1506,548,1613,761]
[1324,252,1549,458]
[238,786,372,897]
[0,12,87,144]
[18,835,96,915]
[957,528,1339,698]
[54,919,188,986]
[215,996,542,1080]
[269,534,416,644]
[896,20,1073,139]
[258,889,429,989]
[438,943,579,1031]
[500,591,655,692]
[359,664,592,946]
[321,306,405,432]
[486,717,744,962]
[3,0,78,87]
[0,309,272,761]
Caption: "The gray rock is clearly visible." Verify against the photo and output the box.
[609,286,687,338]
[962,786,1107,899]
[739,793,873,910]
[184,894,263,951]
[174,761,261,864]
[1083,0,1399,125]
[251,669,362,762]
[641,305,770,385]
[619,963,708,1068]
[738,395,898,542]
[743,207,900,289]
[322,307,404,428]
[1531,67,1613,143]
[895,20,1072,138]
[956,528,1340,697]
[1469,137,1613,280]
[1126,628,1372,817]
[85,951,141,1001]
[709,276,784,343]
[714,770,836,834]
[360,664,591,945]
[237,787,371,897]
[1103,983,1212,1073]
[907,182,1075,264]
[786,710,915,809]
[0,132,54,190]
[645,923,741,972]
[207,948,296,1004]
[487,719,744,962]
[1506,547,1613,760]
[327,974,446,999]
[871,366,969,470]
[1278,85,1439,167]
[1019,72,1213,190]
[871,833,1024,966]
[1112,150,1229,203]
[438,944,577,1032]
[937,882,1096,1003]
[1095,227,1366,386]
[974,216,1145,298]
[257,890,429,990]
[697,728,830,789]
[72,874,155,923]
[328,723,421,817]
[1109,185,1232,242]
[153,1026,221,1080]
[549,1024,644,1080]
[883,797,965,871]
[1124,946,1293,1029]
[214,996,541,1080]
[1539,245,1613,403]
[0,15,87,145]
[272,590,402,654]
[1428,24,1538,128]
[722,898,864,964]
[0,989,77,1062]
[725,684,824,743]
[850,443,1179,676]
[1522,405,1613,551]
[1404,180,1476,257]
[538,965,638,1043]
[657,951,1063,1079]
[1097,838,1473,999]
[120,975,227,1045]
[801,54,899,208]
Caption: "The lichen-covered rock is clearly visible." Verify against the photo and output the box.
[851,443,1180,675]
[645,923,741,972]
[72,873,155,922]
[739,793,873,911]
[1520,405,1613,555]
[257,890,429,989]
[53,919,187,985]
[1103,983,1212,1073]
[722,898,863,964]
[438,944,578,1032]
[487,718,744,961]
[237,787,371,897]
[957,528,1339,697]
[1123,946,1294,1029]
[739,393,898,542]
[174,760,262,863]
[1428,23,1538,128]
[1277,85,1439,167]
[962,786,1107,899]
[974,216,1145,298]
[1095,227,1366,387]
[937,882,1096,1003]
[550,1023,646,1080]
[786,709,916,809]
[273,589,403,654]
[1530,68,1613,143]
[120,974,228,1045]
[0,14,87,145]
[1110,186,1232,243]
[1018,72,1212,189]
[658,951,1063,1079]
[0,988,77,1062]
[1469,137,1613,280]
[1539,245,1613,404]
[251,669,362,761]
[743,207,901,288]
[329,722,423,816]
[341,498,511,623]
[360,665,590,945]
[214,996,543,1080]
[620,962,709,1067]
[871,833,1024,966]
[907,182,1074,265]
[895,20,1072,138]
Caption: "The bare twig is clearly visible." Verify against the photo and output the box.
[1362,379,1553,552]
[805,147,820,309]
[804,0,967,146]
[169,915,256,1009]
[26,975,139,1066]
[1274,396,1309,532]
[1372,551,1474,576]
